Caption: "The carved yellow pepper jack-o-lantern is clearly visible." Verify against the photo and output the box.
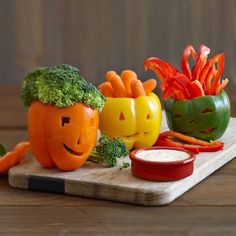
[98,70,162,150]
[99,93,162,150]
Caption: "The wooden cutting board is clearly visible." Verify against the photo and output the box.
[8,117,236,206]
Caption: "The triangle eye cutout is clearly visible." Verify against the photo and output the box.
[119,112,125,120]
[146,113,151,120]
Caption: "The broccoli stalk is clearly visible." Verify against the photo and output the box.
[88,135,129,167]
[21,64,105,111]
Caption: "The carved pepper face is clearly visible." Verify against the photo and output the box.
[164,91,231,141]
[99,93,162,150]
[28,101,99,171]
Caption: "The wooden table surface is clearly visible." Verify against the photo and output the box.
[1,86,236,236]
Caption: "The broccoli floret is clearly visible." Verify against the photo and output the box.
[21,64,105,111]
[120,162,130,169]
[88,135,129,167]
[21,67,48,106]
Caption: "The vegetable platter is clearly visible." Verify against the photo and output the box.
[9,115,236,206]
[3,43,236,205]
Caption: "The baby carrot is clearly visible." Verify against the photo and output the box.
[142,79,157,95]
[14,141,31,157]
[98,82,115,97]
[130,79,146,98]
[0,151,20,173]
[106,71,117,81]
[0,141,31,174]
[121,70,137,97]
[107,74,127,97]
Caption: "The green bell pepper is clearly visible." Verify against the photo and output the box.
[164,90,231,141]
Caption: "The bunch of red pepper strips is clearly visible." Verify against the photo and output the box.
[145,44,228,153]
[144,44,228,101]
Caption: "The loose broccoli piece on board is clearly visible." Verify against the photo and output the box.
[21,64,105,111]
[88,135,129,167]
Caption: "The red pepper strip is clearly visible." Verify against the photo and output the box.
[159,131,212,146]
[156,131,224,153]
[192,44,210,81]
[191,80,205,97]
[204,62,214,95]
[144,61,167,82]
[199,59,213,87]
[163,73,201,100]
[163,83,186,100]
[209,53,225,95]
[156,136,200,154]
[172,73,196,99]
[196,142,224,152]
[0,141,31,174]
[181,45,197,80]
[215,79,229,95]
[144,57,178,77]
[144,57,179,88]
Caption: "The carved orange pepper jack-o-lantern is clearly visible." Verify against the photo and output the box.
[21,65,105,171]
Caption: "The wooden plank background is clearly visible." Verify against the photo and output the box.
[0,0,235,96]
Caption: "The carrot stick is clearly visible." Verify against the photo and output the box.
[98,82,115,97]
[130,79,146,98]
[159,131,219,146]
[106,71,117,81]
[215,79,229,95]
[14,141,31,157]
[107,74,127,97]
[0,141,31,174]
[0,151,20,173]
[121,70,137,97]
[142,79,157,95]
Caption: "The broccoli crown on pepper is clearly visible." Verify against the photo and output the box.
[21,64,105,111]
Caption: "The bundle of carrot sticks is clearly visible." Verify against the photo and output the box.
[98,70,157,98]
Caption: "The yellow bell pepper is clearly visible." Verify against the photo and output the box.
[99,92,162,150]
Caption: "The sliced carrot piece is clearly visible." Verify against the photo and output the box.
[98,82,115,97]
[107,74,127,97]
[143,79,157,95]
[130,79,146,98]
[121,70,137,97]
